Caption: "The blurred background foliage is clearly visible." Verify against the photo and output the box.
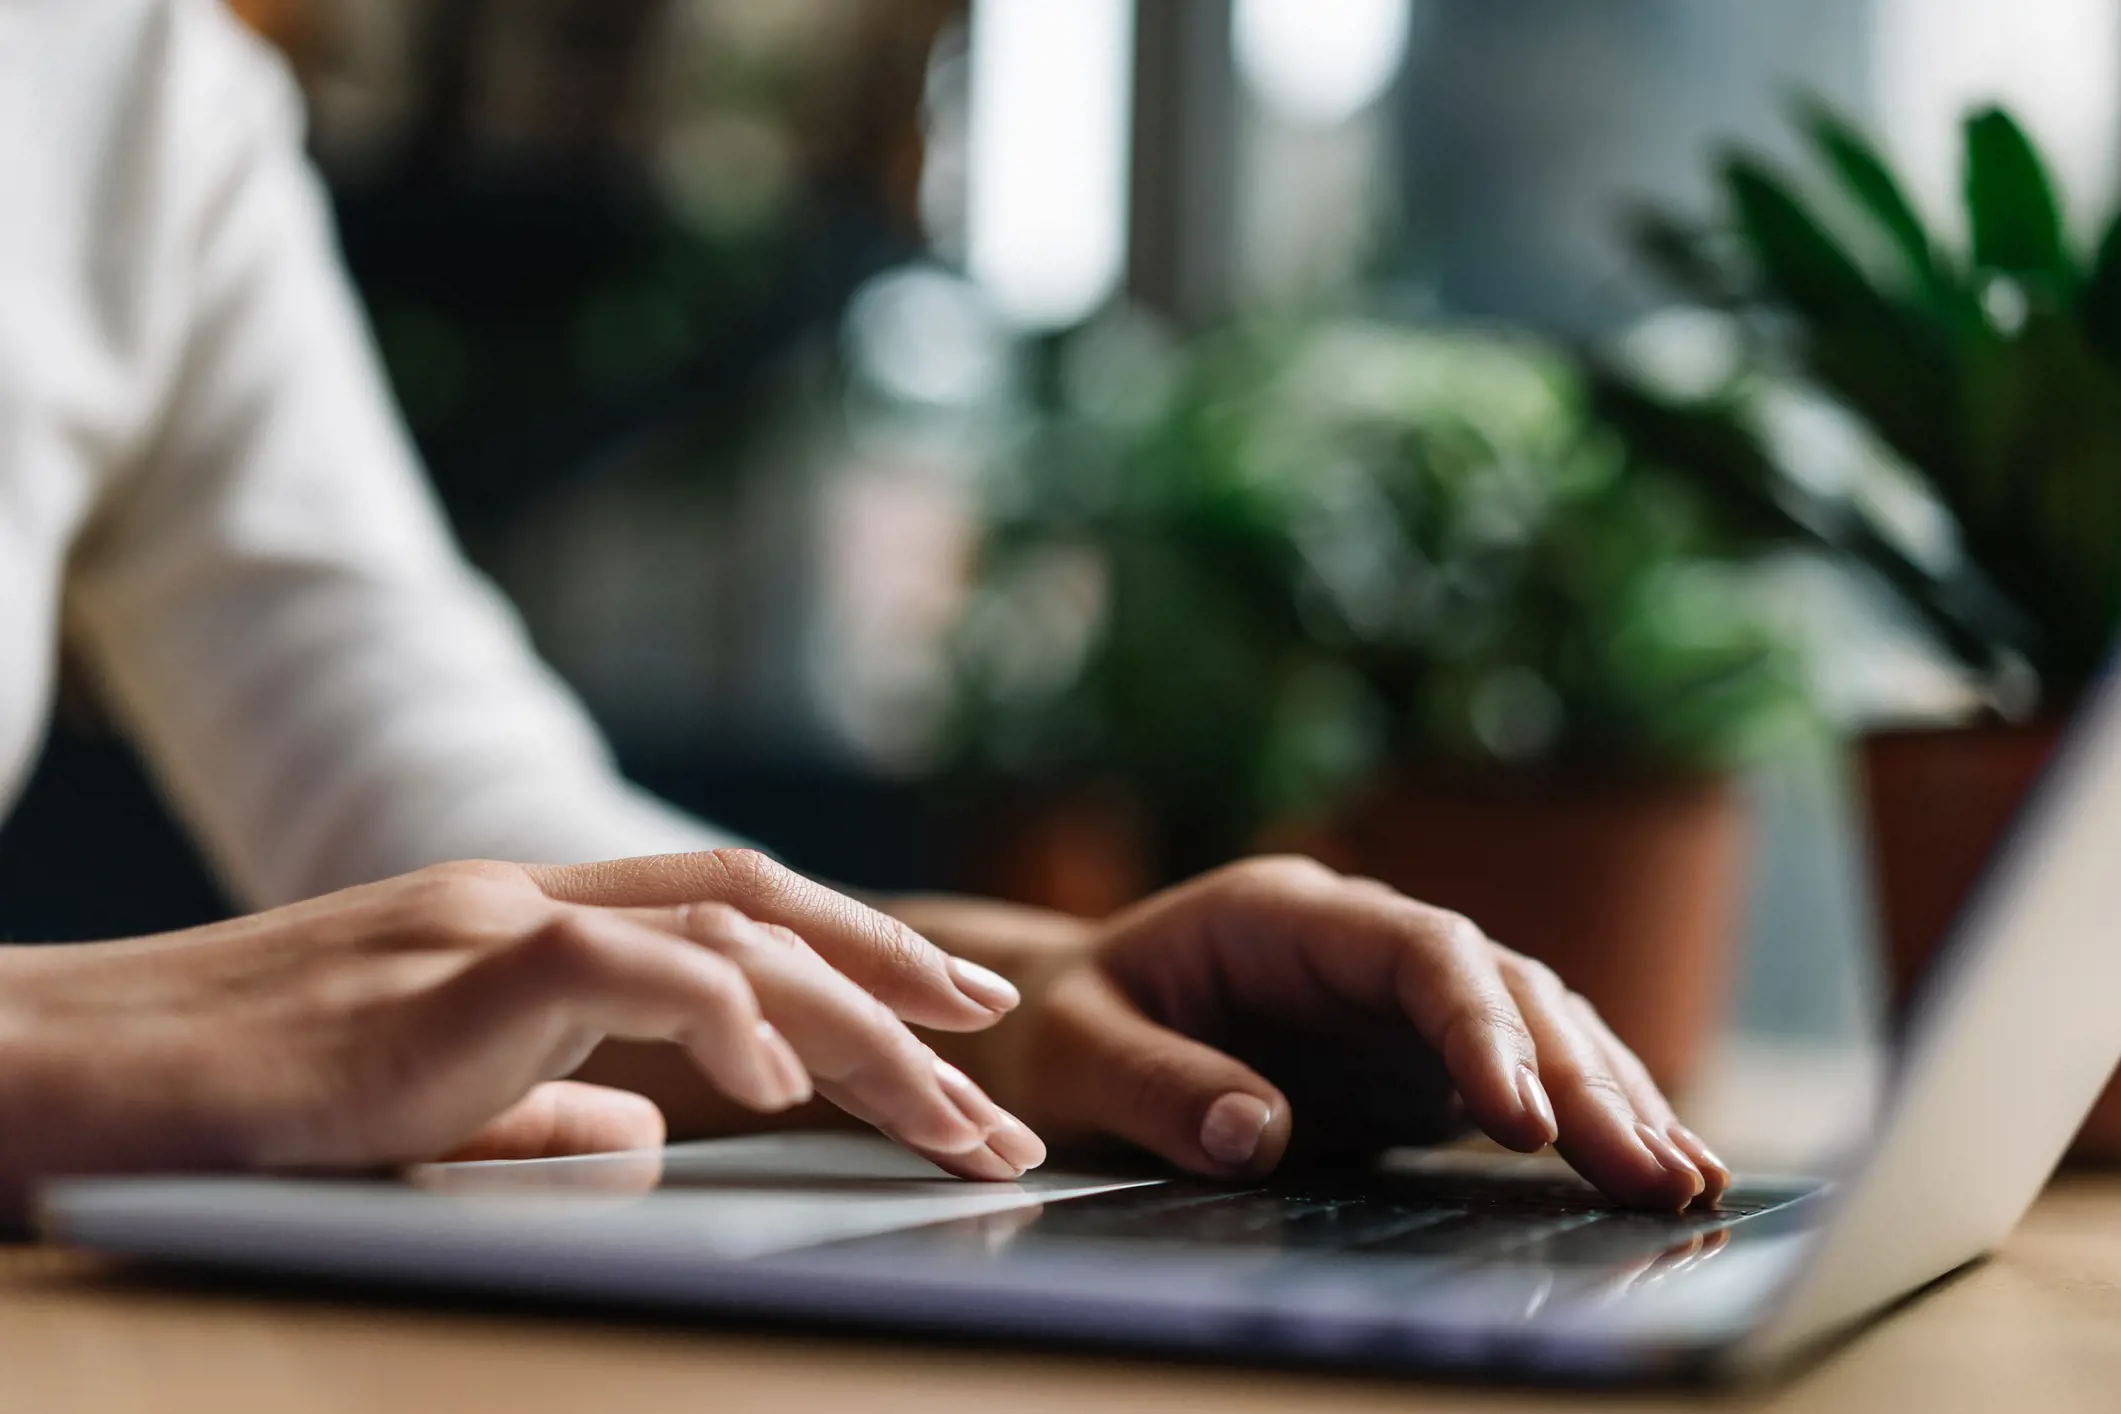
[1600,102,2121,711]
[303,0,955,520]
[951,319,1802,863]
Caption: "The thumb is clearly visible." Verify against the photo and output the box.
[1033,968,1291,1178]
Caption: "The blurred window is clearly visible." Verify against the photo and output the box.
[966,0,1135,329]
[1233,0,1413,129]
[1874,0,2121,235]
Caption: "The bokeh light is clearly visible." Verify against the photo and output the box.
[1233,0,1416,128]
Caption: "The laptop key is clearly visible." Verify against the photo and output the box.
[1490,1211,1751,1268]
[1347,1208,1604,1260]
[1026,1188,1476,1252]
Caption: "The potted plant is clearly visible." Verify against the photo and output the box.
[947,318,1802,1089]
[1594,104,2121,1149]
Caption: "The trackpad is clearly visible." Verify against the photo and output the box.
[398,1133,1159,1259]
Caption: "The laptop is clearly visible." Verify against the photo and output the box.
[39,664,2121,1384]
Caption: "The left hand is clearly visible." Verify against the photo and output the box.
[0,851,1045,1217]
[906,857,1728,1211]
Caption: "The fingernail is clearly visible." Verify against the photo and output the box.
[1199,1093,1273,1170]
[1668,1124,1732,1193]
[1515,1065,1559,1145]
[1635,1121,1705,1199]
[756,1021,812,1109]
[985,1112,1047,1173]
[947,957,1021,1013]
[932,1057,1003,1145]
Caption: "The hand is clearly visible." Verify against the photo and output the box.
[0,851,1045,1216]
[909,857,1729,1211]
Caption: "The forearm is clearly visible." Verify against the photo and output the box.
[0,939,251,1226]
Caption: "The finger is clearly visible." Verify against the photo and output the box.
[447,910,813,1120]
[1122,859,1552,1150]
[529,852,1017,1030]
[804,1061,1046,1181]
[435,1081,666,1163]
[1033,966,1292,1179]
[1566,992,1732,1207]
[1496,953,1703,1210]
[624,905,1008,1158]
[896,1062,1051,1182]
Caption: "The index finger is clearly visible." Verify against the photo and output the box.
[527,851,1018,1031]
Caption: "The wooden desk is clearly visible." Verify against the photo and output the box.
[4,1175,2119,1414]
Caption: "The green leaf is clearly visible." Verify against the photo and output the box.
[1584,368,1805,546]
[2081,210,2121,359]
[1723,156,1883,324]
[1965,107,2072,286]
[1799,99,1950,301]
[1712,148,1968,500]
[1974,312,2121,676]
[1798,314,1964,496]
[1587,366,2015,678]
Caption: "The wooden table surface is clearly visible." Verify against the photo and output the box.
[4,1174,2120,1414]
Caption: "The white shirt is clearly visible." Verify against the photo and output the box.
[0,0,727,908]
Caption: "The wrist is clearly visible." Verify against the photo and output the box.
[0,973,56,1226]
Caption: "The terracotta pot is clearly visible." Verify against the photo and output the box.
[1857,719,2121,1159]
[1859,721,2062,1003]
[1292,772,1748,1094]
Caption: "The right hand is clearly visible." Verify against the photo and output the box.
[0,852,1045,1217]
[894,859,1731,1211]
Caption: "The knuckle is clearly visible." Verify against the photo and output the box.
[848,984,906,1034]
[1498,951,1566,999]
[1433,1000,1535,1076]
[1574,1069,1635,1110]
[855,909,938,978]
[1468,995,1532,1044]
[1232,853,1339,898]
[687,953,757,1018]
[1538,1039,1628,1103]
[512,911,613,985]
[670,900,753,949]
[422,858,524,885]
[703,848,784,904]
[1440,997,1533,1069]
[832,1016,929,1089]
[1563,989,1611,1032]
[1426,907,1491,954]
[1394,909,1489,977]
[1386,898,1490,960]
[390,869,538,948]
[1342,875,1405,905]
[757,923,811,955]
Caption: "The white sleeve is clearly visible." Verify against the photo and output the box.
[64,1,735,908]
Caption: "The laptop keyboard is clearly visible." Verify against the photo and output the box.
[995,1170,1808,1269]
